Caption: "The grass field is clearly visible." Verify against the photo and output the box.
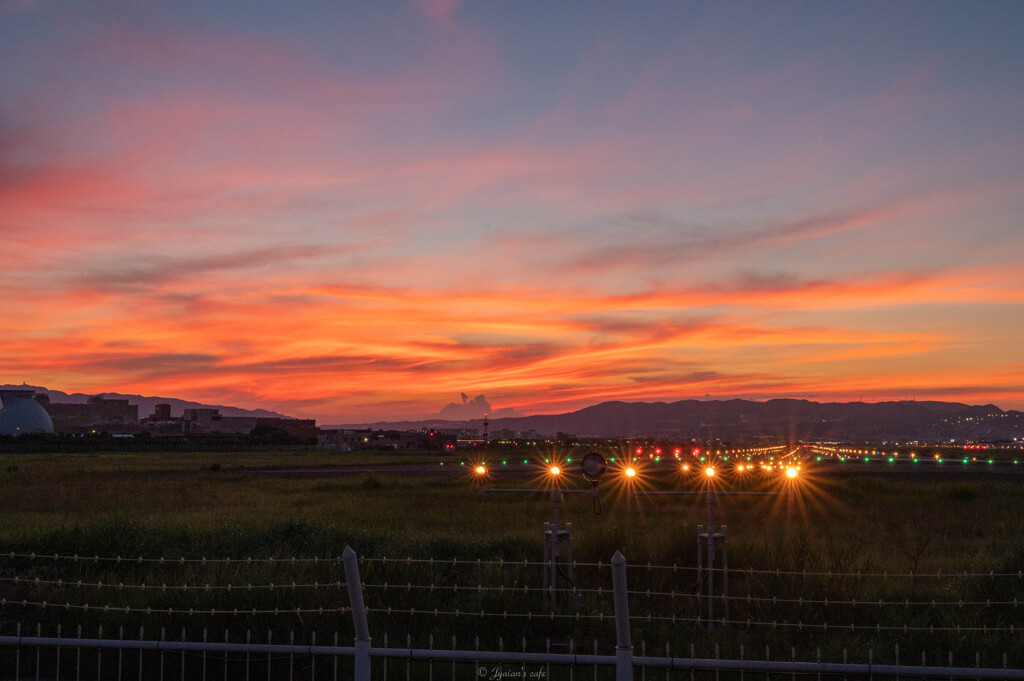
[2,446,1023,668]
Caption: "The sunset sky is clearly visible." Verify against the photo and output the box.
[2,1,1023,422]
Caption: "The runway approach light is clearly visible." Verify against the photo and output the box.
[474,465,487,476]
[786,466,798,479]
[549,466,561,476]
[705,467,716,478]
[624,467,637,478]
[578,451,607,483]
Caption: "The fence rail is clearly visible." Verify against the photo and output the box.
[2,631,1024,680]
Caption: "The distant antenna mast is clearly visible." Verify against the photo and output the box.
[482,413,489,444]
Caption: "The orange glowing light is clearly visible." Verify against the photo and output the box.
[549,466,561,476]
[705,467,715,477]
[475,465,486,475]
[786,467,798,479]
[625,467,636,478]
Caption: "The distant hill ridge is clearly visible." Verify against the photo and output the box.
[0,385,290,420]
[330,398,1023,442]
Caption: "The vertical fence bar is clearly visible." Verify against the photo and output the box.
[707,490,716,626]
[547,637,552,681]
[97,625,103,681]
[696,525,704,606]
[552,489,562,601]
[611,551,634,681]
[343,546,372,681]
[566,522,574,585]
[543,522,551,599]
[76,624,82,681]
[722,525,729,626]
[139,626,144,681]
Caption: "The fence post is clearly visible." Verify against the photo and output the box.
[343,545,372,681]
[611,551,634,681]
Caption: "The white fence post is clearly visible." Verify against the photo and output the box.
[611,551,634,681]
[343,545,372,681]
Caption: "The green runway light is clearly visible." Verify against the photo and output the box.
[816,457,821,461]
[566,458,572,463]
[501,460,507,465]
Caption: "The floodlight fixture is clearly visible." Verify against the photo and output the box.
[580,451,607,483]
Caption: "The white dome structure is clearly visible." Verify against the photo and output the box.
[0,390,55,436]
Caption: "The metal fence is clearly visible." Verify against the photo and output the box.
[2,546,1023,680]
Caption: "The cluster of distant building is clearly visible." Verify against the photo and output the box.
[0,390,316,441]
[315,427,543,451]
[0,389,552,450]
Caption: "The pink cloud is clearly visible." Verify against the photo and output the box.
[414,0,462,25]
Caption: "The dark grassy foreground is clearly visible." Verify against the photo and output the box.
[1,448,1023,677]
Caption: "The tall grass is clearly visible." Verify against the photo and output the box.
[1,450,1023,665]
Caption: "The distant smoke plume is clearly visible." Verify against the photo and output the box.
[437,394,521,420]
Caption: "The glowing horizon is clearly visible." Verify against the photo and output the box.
[2,2,1022,422]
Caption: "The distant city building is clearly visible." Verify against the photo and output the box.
[40,394,139,435]
[317,427,475,451]
[0,390,55,436]
[488,428,539,441]
[163,408,318,440]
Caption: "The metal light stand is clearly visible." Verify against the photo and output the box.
[631,486,789,630]
[542,488,574,601]
[478,482,588,602]
[696,487,727,629]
